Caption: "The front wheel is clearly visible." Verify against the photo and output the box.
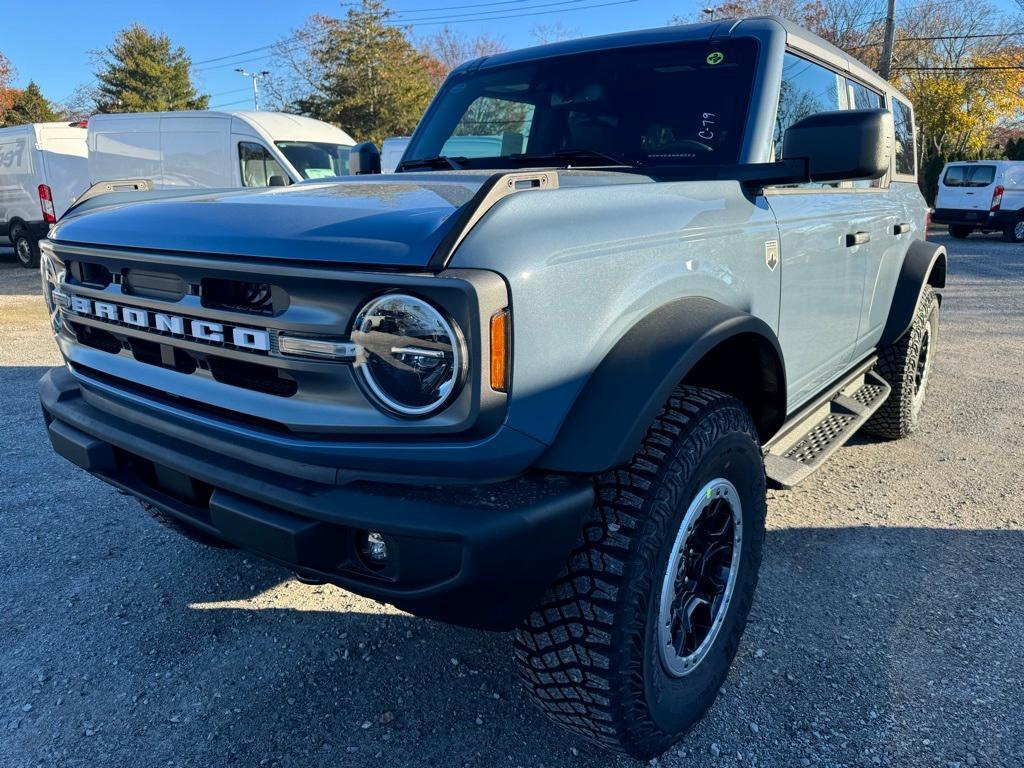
[515,387,766,758]
[12,225,40,268]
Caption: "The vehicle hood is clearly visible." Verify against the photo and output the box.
[50,174,499,268]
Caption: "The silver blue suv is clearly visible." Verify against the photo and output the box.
[38,16,945,758]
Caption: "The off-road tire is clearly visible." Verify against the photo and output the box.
[515,387,766,759]
[12,225,40,268]
[139,500,234,548]
[864,289,938,440]
[948,225,972,240]
[1003,219,1024,243]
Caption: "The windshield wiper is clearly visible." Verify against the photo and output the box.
[509,149,640,169]
[396,155,468,171]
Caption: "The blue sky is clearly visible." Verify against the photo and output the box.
[3,0,684,109]
[4,0,1021,110]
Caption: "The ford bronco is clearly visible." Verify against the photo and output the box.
[38,17,945,758]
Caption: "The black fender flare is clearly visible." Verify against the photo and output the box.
[879,238,947,348]
[537,297,786,474]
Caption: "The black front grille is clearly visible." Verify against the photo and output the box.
[207,356,297,397]
[201,277,285,316]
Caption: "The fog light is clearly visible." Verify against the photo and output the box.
[359,531,389,568]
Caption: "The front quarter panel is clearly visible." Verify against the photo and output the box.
[448,179,782,447]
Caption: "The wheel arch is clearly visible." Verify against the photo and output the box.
[536,297,787,474]
[879,238,946,348]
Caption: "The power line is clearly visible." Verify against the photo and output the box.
[191,0,640,72]
[392,0,592,20]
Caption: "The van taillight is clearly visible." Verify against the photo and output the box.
[991,185,1004,211]
[925,209,931,240]
[38,184,56,223]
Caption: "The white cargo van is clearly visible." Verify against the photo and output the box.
[932,160,1024,242]
[87,111,356,191]
[0,122,89,267]
[381,136,411,173]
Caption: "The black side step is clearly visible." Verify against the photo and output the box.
[764,361,890,488]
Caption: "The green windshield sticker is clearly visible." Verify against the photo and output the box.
[303,168,335,179]
[706,51,724,65]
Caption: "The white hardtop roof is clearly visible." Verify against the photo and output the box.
[86,111,355,146]
[0,121,87,138]
[227,111,356,145]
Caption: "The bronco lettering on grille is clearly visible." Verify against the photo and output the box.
[66,295,271,352]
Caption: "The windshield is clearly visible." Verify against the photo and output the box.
[402,39,758,171]
[275,141,353,179]
[943,164,996,188]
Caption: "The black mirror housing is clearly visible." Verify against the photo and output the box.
[783,109,892,183]
[268,175,288,187]
[349,142,382,175]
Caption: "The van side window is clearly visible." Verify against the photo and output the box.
[238,142,289,187]
[892,99,916,177]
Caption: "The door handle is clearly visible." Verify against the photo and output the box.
[894,222,911,235]
[845,231,871,247]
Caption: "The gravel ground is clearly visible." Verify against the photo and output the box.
[1,234,1022,768]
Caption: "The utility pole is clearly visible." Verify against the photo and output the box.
[234,68,270,111]
[879,0,897,81]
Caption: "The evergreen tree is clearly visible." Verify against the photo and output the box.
[293,1,434,145]
[94,24,208,113]
[2,81,61,126]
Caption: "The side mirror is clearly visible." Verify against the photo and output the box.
[783,109,892,183]
[268,175,288,187]
[349,142,382,175]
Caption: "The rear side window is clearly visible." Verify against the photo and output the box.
[943,165,996,188]
[238,142,289,187]
[892,99,916,177]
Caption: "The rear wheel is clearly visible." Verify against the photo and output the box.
[12,225,39,268]
[864,289,938,440]
[948,225,972,240]
[515,387,766,758]
[1003,219,1024,243]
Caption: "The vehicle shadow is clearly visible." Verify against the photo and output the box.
[7,388,1023,768]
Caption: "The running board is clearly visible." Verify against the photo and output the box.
[764,362,891,489]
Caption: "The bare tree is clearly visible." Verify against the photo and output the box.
[531,22,580,44]
[419,26,506,88]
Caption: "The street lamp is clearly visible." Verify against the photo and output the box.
[702,7,716,19]
[235,68,270,112]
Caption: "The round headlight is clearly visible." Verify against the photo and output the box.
[351,294,465,417]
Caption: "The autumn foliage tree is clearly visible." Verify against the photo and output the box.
[2,82,62,126]
[0,52,16,122]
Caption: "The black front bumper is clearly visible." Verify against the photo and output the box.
[40,367,592,630]
[931,208,1014,229]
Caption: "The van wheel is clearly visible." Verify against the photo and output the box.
[515,387,766,758]
[12,225,40,268]
[864,289,938,440]
[1003,219,1024,243]
[948,225,971,240]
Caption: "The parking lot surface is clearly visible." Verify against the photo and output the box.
[1,234,1022,768]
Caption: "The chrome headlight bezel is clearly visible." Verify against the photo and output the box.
[351,293,467,418]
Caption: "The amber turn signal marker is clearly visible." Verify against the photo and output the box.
[490,309,509,392]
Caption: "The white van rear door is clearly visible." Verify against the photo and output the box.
[39,136,89,218]
[940,163,997,211]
